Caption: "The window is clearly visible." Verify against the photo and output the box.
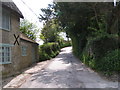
[21,46,27,56]
[0,8,10,31]
[0,44,12,64]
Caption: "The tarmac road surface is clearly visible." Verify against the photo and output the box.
[20,47,118,88]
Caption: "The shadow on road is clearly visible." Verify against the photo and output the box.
[20,47,118,88]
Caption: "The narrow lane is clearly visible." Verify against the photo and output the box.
[20,47,118,88]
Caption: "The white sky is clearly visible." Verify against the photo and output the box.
[13,0,53,28]
[12,0,53,44]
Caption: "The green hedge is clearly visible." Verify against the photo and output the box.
[39,43,60,61]
[80,35,119,75]
[97,49,120,75]
[60,41,72,48]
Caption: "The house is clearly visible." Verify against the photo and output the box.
[0,1,39,78]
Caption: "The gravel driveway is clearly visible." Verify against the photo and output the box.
[20,47,118,88]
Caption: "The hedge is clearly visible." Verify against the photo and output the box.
[80,35,119,75]
[39,43,60,61]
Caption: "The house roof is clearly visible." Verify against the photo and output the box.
[20,33,38,45]
[1,0,24,18]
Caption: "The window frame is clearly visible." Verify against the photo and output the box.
[0,43,13,64]
[21,46,27,56]
[0,8,11,31]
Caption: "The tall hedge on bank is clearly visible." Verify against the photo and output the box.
[81,35,119,75]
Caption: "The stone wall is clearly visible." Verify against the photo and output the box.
[0,12,21,77]
[0,9,39,78]
[19,40,39,71]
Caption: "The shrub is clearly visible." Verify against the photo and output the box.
[39,43,60,61]
[87,35,118,59]
[96,49,120,73]
[57,38,72,48]
[60,41,72,48]
[80,35,119,75]
[39,51,51,61]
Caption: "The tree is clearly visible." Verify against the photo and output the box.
[20,19,39,40]
[39,2,117,56]
[39,3,95,55]
[40,19,60,43]
[54,3,116,48]
[39,4,55,23]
